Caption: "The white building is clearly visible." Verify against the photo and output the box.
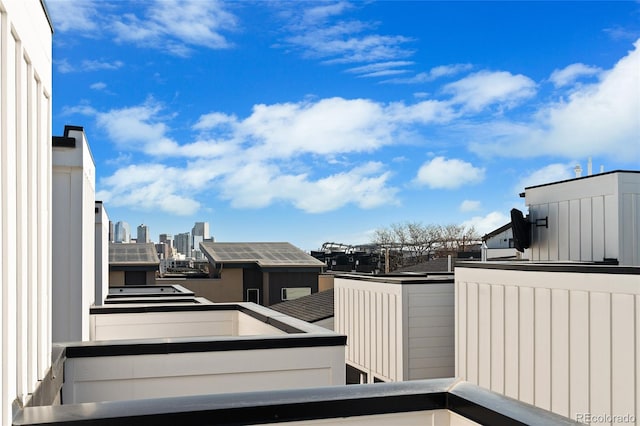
[456,170,640,424]
[0,0,53,423]
[52,126,96,343]
[526,170,640,265]
[94,202,109,306]
[335,273,455,384]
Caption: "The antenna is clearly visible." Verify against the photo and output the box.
[574,164,582,178]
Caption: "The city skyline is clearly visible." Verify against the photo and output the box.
[48,1,640,251]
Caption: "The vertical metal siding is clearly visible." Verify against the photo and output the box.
[456,267,640,425]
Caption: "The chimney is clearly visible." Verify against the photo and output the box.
[574,164,582,178]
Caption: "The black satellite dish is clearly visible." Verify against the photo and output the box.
[510,208,531,252]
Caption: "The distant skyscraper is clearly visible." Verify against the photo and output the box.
[175,232,191,258]
[114,221,130,243]
[159,233,174,247]
[137,224,150,243]
[192,222,210,254]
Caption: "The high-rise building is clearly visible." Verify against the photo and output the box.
[175,232,192,258]
[159,233,174,247]
[114,221,130,243]
[137,224,150,243]
[191,222,210,257]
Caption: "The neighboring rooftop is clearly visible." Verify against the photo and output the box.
[109,242,160,265]
[200,242,326,268]
[395,257,451,273]
[270,289,334,323]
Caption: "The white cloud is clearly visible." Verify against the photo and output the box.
[90,82,107,91]
[111,1,237,55]
[460,200,481,212]
[96,164,201,216]
[51,0,238,56]
[514,163,574,192]
[462,211,510,236]
[444,71,536,112]
[549,63,602,87]
[384,63,473,84]
[470,39,640,163]
[90,96,434,215]
[46,0,99,33]
[82,59,124,72]
[56,59,123,74]
[282,3,414,66]
[415,157,485,189]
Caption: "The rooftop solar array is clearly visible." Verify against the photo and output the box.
[200,242,325,268]
[109,243,160,265]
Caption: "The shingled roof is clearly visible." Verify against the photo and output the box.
[269,289,334,323]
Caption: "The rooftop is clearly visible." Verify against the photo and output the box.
[200,241,326,268]
[269,288,334,323]
[109,242,160,266]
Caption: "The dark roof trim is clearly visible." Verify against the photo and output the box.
[53,125,85,147]
[89,302,322,334]
[40,0,54,33]
[334,273,454,285]
[523,169,639,191]
[482,222,512,241]
[62,334,347,358]
[456,261,640,275]
[14,379,581,425]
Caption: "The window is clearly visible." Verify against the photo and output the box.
[246,288,260,304]
[281,287,311,301]
[508,238,515,248]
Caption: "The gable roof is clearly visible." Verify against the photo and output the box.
[109,243,160,266]
[200,242,326,268]
[269,289,334,323]
[482,222,512,241]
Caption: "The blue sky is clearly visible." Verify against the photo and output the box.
[47,1,640,251]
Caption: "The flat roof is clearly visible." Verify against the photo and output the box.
[109,243,160,266]
[335,272,454,285]
[200,242,326,268]
[524,169,639,190]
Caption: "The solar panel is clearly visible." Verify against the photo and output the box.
[200,242,325,267]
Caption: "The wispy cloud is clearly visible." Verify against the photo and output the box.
[346,61,414,78]
[90,82,107,91]
[384,63,473,84]
[549,63,601,88]
[56,59,124,74]
[280,3,414,67]
[47,0,238,56]
[460,200,481,213]
[46,0,100,33]
[111,0,237,56]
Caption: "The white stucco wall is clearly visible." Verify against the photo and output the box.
[0,0,52,422]
[62,345,345,403]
